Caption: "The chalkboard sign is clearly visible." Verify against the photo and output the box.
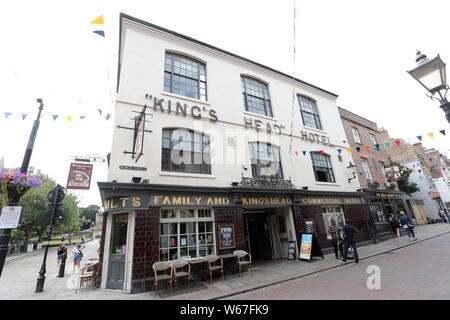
[305,220,315,234]
[288,241,296,260]
[218,224,235,249]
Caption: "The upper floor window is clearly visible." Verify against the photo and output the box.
[241,76,273,117]
[162,128,211,174]
[164,52,207,101]
[249,142,283,179]
[297,96,322,130]
[311,152,336,183]
[369,134,377,146]
[361,158,373,182]
[352,127,361,144]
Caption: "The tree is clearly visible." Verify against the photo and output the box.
[79,204,100,230]
[388,157,420,196]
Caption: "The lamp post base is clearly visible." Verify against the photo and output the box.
[35,275,46,293]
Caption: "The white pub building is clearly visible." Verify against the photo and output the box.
[97,13,372,292]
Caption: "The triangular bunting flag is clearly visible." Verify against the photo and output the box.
[21,114,27,120]
[80,115,86,120]
[417,136,422,141]
[295,151,299,156]
[418,170,422,173]
[365,145,370,151]
[67,115,72,122]
[337,149,342,154]
[412,169,415,173]
[5,112,12,118]
[430,168,433,172]
[302,151,307,156]
[98,109,102,116]
[427,132,433,139]
[443,167,446,171]
[439,154,443,158]
[93,30,105,37]
[346,148,351,153]
[319,150,323,155]
[356,147,361,152]
[439,130,446,136]
[385,142,390,148]
[39,114,44,120]
[434,156,438,160]
[90,15,104,25]
[395,140,400,146]
[375,144,380,150]
[106,113,111,120]
[52,115,58,121]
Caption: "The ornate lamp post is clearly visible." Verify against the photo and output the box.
[407,51,450,123]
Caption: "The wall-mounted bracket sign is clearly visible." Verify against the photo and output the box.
[121,104,152,162]
[145,93,218,122]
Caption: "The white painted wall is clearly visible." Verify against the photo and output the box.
[107,19,361,193]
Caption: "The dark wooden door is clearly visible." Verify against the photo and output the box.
[107,213,128,290]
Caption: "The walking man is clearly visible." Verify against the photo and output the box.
[341,222,359,264]
[399,211,417,241]
[328,219,343,259]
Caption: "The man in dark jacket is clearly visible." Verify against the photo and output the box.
[340,222,359,263]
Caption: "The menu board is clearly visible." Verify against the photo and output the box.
[218,224,235,249]
[288,241,296,260]
[299,234,313,261]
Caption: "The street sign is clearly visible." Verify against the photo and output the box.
[47,186,65,203]
[0,206,23,229]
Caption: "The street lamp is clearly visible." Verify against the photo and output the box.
[347,161,357,183]
[407,51,450,123]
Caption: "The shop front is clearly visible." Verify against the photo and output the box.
[362,189,406,241]
[97,182,371,293]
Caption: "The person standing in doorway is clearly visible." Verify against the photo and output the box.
[388,213,402,241]
[399,211,417,241]
[438,210,446,224]
[328,219,343,259]
[340,222,359,264]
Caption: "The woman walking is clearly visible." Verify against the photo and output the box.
[57,243,67,268]
[388,213,401,241]
[71,243,84,274]
[399,211,417,241]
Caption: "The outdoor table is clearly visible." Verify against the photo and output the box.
[183,258,208,285]
[219,254,240,275]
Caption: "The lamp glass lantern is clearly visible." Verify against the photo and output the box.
[407,54,447,94]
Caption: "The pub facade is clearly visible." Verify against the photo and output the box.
[97,13,372,293]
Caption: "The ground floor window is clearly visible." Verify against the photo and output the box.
[159,208,215,261]
[370,201,387,222]
[321,206,345,240]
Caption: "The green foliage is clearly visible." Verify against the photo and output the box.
[79,204,100,230]
[388,157,420,196]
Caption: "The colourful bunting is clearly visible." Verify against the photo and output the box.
[356,147,360,152]
[295,151,298,156]
[93,30,105,37]
[395,140,400,146]
[375,144,380,150]
[440,130,446,136]
[346,148,351,153]
[106,113,111,120]
[302,151,307,156]
[90,15,104,25]
[66,115,72,122]
[417,136,422,141]
[39,114,44,120]
[385,142,390,148]
[5,112,12,118]
[98,109,102,116]
[337,149,342,154]
[428,133,433,139]
[21,114,27,120]
[365,145,370,151]
[52,115,59,121]
[319,150,323,155]
[80,116,86,120]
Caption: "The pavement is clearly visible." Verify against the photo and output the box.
[0,222,449,300]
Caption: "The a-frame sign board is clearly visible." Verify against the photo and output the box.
[299,233,324,262]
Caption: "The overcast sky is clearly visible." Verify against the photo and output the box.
[0,0,449,207]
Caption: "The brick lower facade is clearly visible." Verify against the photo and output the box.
[214,206,246,255]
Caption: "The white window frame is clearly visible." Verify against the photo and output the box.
[352,127,361,144]
[361,158,373,182]
[159,208,216,261]
[369,134,377,146]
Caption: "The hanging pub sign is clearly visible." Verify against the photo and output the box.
[218,224,235,249]
[66,163,93,190]
[385,165,400,182]
[299,233,324,262]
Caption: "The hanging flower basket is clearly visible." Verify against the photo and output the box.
[0,170,42,206]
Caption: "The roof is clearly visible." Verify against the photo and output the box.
[117,13,339,98]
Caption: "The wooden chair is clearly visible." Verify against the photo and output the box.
[152,261,172,296]
[171,260,191,292]
[75,262,98,293]
[204,255,224,284]
[233,250,253,277]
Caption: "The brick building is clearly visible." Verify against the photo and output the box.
[338,107,406,241]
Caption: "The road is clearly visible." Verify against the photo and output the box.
[224,232,450,300]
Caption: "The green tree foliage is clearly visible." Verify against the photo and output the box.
[79,204,100,230]
[388,157,420,196]
[13,171,80,243]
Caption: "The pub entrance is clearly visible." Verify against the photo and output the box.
[243,209,284,261]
